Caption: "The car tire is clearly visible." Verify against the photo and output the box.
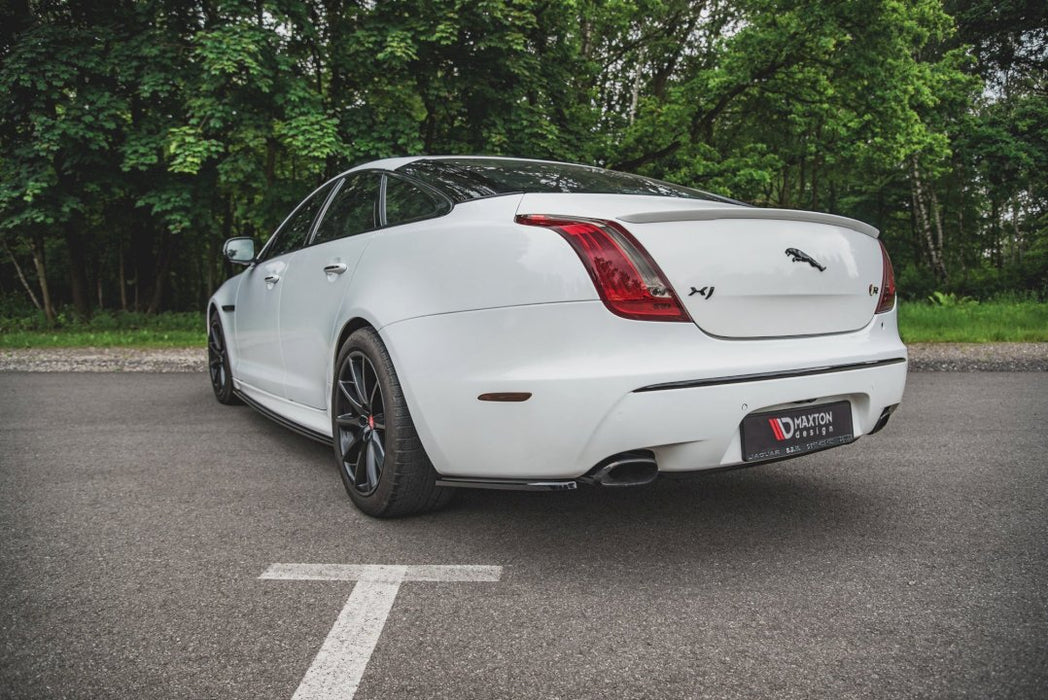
[208,310,240,405]
[332,328,453,517]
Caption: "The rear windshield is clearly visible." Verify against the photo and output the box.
[396,158,733,204]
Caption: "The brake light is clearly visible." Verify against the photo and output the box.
[516,214,691,322]
[875,240,896,313]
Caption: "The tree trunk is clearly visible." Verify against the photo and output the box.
[909,155,948,284]
[119,248,128,311]
[628,49,644,125]
[64,222,92,318]
[990,198,1001,268]
[777,166,790,208]
[3,239,42,310]
[810,153,821,211]
[798,154,806,208]
[29,233,55,323]
[147,230,174,314]
[930,186,946,273]
[1012,206,1023,264]
[264,138,277,187]
[131,224,152,311]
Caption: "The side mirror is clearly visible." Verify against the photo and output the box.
[223,237,255,265]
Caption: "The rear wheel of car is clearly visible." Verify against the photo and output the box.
[332,328,452,517]
[208,310,240,405]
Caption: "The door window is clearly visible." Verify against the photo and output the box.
[312,173,381,245]
[384,175,451,226]
[259,180,336,261]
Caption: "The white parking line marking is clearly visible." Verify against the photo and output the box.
[260,564,503,700]
[260,563,502,582]
[290,574,403,700]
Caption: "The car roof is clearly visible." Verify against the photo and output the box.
[336,155,741,206]
[342,154,577,174]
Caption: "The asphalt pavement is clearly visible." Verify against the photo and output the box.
[1,372,1046,699]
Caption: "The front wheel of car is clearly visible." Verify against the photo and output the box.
[332,328,453,517]
[208,310,240,405]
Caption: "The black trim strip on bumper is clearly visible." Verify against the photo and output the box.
[234,389,334,446]
[633,357,907,393]
[221,304,235,312]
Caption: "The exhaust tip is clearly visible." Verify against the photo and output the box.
[580,451,659,488]
[868,403,899,435]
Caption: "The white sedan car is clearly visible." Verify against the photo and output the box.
[208,156,907,516]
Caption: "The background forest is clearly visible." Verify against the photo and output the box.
[1,0,1046,322]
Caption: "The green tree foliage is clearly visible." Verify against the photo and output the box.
[1,0,1044,320]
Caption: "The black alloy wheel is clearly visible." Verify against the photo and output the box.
[208,310,239,405]
[335,351,387,495]
[332,328,452,517]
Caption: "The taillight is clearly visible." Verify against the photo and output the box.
[875,240,896,313]
[516,214,691,322]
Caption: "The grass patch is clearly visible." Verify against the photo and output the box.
[0,311,206,348]
[898,299,1048,342]
[0,329,206,348]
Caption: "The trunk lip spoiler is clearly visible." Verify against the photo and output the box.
[618,208,880,238]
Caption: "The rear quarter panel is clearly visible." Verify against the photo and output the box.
[341,194,596,329]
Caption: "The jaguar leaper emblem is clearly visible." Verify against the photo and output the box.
[785,248,826,272]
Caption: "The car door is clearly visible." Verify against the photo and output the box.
[234,180,336,396]
[278,172,382,409]
[278,172,453,409]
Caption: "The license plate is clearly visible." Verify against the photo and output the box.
[741,400,854,462]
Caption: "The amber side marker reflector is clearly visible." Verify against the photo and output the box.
[478,392,532,402]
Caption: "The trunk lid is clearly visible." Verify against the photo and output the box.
[517,193,884,338]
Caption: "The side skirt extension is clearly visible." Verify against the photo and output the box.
[234,389,334,446]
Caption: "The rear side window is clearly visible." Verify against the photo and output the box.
[384,175,451,226]
[312,173,381,245]
[260,180,336,260]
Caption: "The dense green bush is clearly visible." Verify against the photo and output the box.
[0,294,204,334]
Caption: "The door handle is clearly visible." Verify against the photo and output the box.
[323,263,348,275]
[264,274,280,284]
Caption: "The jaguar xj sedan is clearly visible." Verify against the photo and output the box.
[208,156,907,516]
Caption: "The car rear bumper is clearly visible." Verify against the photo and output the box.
[587,358,905,473]
[380,301,907,480]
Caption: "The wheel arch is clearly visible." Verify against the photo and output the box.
[206,273,244,367]
[332,317,377,374]
[329,314,441,466]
